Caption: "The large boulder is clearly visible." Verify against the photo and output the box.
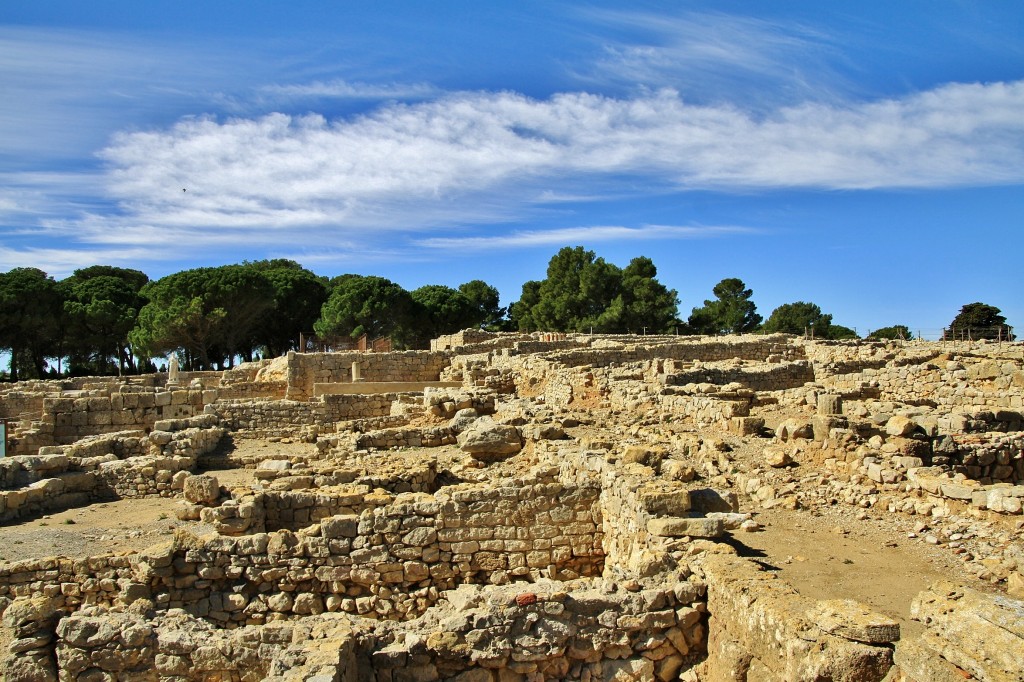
[456,418,522,462]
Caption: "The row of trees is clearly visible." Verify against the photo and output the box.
[0,247,1013,379]
[0,261,502,377]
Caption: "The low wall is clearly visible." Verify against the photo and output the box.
[314,380,462,396]
[824,358,1024,410]
[0,415,224,523]
[0,472,605,626]
[284,351,450,400]
[211,394,407,438]
[662,360,815,392]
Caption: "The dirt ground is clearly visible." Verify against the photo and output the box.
[730,505,967,638]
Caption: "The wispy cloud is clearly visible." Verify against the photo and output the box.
[576,9,853,105]
[0,245,160,276]
[417,224,754,250]
[260,79,438,100]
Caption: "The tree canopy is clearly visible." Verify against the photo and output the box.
[687,277,762,335]
[409,285,479,345]
[0,268,63,380]
[3,253,1010,381]
[511,247,678,333]
[762,301,833,337]
[948,302,1012,340]
[314,275,415,344]
[246,260,327,357]
[868,325,913,341]
[60,266,148,375]
[458,280,506,330]
[130,265,275,370]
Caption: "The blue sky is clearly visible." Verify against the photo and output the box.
[2,1,1023,338]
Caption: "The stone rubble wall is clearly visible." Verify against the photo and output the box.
[657,393,752,425]
[530,336,800,370]
[211,394,400,438]
[662,360,815,392]
[824,357,1024,410]
[146,478,604,625]
[46,576,710,682]
[284,351,450,401]
[354,425,458,449]
[0,415,224,523]
[0,472,605,629]
[6,387,214,457]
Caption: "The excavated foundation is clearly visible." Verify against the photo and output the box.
[1,332,1022,681]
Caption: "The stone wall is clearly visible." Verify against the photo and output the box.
[0,470,604,627]
[0,415,224,523]
[211,394,400,438]
[662,360,815,392]
[284,351,450,400]
[537,336,801,369]
[6,386,213,456]
[824,357,1024,410]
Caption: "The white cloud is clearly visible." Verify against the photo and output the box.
[260,79,438,100]
[416,224,753,250]
[13,76,1024,268]
[0,245,159,277]
[100,80,1024,221]
[576,9,852,105]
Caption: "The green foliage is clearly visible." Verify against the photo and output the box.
[0,268,64,380]
[527,247,621,332]
[687,277,762,335]
[458,280,506,330]
[868,325,913,341]
[511,247,678,333]
[948,302,1012,339]
[826,324,859,340]
[763,301,833,337]
[60,266,148,374]
[610,257,680,333]
[409,285,478,346]
[130,265,275,369]
[508,280,542,332]
[314,275,414,344]
[245,260,327,356]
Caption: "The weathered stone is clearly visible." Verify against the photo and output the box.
[808,600,900,643]
[182,474,220,505]
[457,419,523,462]
[647,517,724,538]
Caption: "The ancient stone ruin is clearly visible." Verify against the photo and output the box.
[0,331,1021,680]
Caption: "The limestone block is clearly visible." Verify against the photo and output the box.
[807,600,899,643]
[647,517,724,538]
[182,474,220,505]
[817,393,843,416]
[321,515,359,539]
[456,419,523,462]
[638,485,691,516]
[885,415,919,437]
[689,488,739,513]
[910,580,1024,681]
[776,419,812,441]
[763,447,792,468]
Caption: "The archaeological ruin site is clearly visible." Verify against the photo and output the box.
[0,330,1021,681]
